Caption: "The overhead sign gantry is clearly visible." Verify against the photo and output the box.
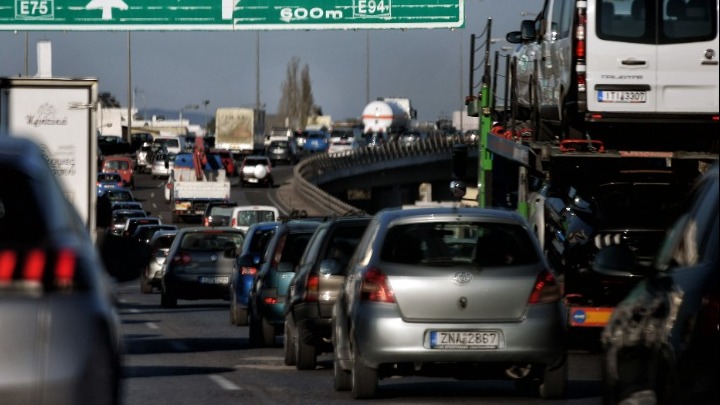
[1,0,464,31]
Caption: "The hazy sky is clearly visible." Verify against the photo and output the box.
[0,0,542,124]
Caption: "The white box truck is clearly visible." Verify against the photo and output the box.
[214,107,266,155]
[0,77,98,235]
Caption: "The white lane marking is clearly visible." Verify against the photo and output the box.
[128,308,140,313]
[145,322,159,329]
[209,374,242,391]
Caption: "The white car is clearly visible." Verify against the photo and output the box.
[327,136,361,154]
[229,205,280,232]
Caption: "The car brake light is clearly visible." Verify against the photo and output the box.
[263,297,278,305]
[203,217,209,226]
[306,273,319,302]
[0,248,76,289]
[528,270,561,304]
[230,218,237,227]
[172,252,192,265]
[360,267,395,303]
[240,266,257,276]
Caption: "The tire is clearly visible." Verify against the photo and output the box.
[140,273,153,294]
[334,355,352,391]
[249,312,262,348]
[229,293,248,326]
[284,318,297,366]
[539,355,568,399]
[295,324,317,370]
[160,288,177,308]
[351,344,378,399]
[260,316,276,347]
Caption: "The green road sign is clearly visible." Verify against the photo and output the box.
[0,0,464,31]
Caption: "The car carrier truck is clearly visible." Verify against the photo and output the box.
[482,123,718,346]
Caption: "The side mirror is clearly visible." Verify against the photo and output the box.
[520,19,537,41]
[450,180,467,199]
[506,30,522,44]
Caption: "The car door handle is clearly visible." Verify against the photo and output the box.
[621,59,646,66]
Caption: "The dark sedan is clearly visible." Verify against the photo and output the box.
[600,162,719,405]
[160,227,245,307]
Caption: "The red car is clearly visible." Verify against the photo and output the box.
[101,155,135,189]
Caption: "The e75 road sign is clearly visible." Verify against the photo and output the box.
[1,0,464,31]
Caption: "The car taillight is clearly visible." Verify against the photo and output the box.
[230,218,237,227]
[263,297,278,304]
[575,5,587,94]
[528,270,561,304]
[172,252,192,265]
[360,267,395,303]
[240,266,257,276]
[305,273,319,302]
[0,248,76,290]
[203,217,209,226]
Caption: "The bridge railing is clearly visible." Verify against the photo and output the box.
[293,134,473,215]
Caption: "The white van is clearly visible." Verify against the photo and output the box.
[229,205,280,232]
[152,135,187,155]
[508,0,719,141]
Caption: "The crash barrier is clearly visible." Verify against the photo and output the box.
[293,134,475,216]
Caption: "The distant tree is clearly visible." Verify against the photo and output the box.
[278,57,320,129]
[99,92,121,108]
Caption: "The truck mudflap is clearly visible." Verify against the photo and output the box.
[567,306,614,328]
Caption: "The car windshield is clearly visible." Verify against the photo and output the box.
[380,222,538,266]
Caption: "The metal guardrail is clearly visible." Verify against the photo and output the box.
[293,135,474,215]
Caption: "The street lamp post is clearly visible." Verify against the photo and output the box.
[203,100,210,136]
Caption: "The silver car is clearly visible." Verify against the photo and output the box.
[141,229,178,294]
[333,207,567,399]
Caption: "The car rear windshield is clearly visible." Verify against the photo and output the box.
[0,167,47,244]
[380,222,538,267]
[105,160,130,170]
[181,233,244,251]
[235,210,277,226]
[597,0,717,44]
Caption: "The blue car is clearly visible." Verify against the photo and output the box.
[229,221,279,326]
[301,130,330,154]
[246,219,322,347]
[96,172,124,196]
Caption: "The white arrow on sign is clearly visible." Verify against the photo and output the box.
[86,0,129,20]
[222,0,240,20]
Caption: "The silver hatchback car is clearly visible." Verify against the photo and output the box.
[333,206,568,399]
